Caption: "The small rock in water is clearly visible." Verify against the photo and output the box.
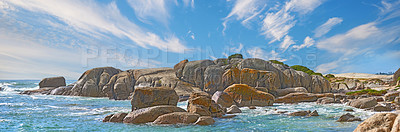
[288,110,310,116]
[337,113,361,122]
[373,104,393,112]
[307,110,319,116]
[220,115,236,119]
[227,105,242,114]
[248,106,256,109]
[344,108,354,112]
[103,114,114,122]
[277,111,288,114]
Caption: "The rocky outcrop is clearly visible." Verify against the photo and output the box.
[181,60,215,89]
[39,76,66,88]
[187,92,225,117]
[153,112,200,124]
[385,92,400,102]
[203,66,225,94]
[348,97,378,109]
[275,87,308,97]
[131,87,179,110]
[70,67,121,97]
[393,68,400,86]
[102,71,135,100]
[353,113,397,132]
[20,87,56,95]
[337,113,361,122]
[50,85,73,95]
[275,93,318,103]
[223,84,274,107]
[123,105,186,124]
[211,91,233,108]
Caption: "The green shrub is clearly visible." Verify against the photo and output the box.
[325,74,335,78]
[269,60,289,67]
[228,53,243,60]
[345,89,387,96]
[290,65,323,77]
[397,76,400,81]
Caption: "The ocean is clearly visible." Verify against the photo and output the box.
[0,80,376,131]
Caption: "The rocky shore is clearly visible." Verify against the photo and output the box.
[20,56,400,129]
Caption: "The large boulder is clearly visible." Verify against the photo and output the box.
[223,84,274,107]
[181,60,215,88]
[211,91,233,108]
[153,112,200,124]
[203,66,224,94]
[187,92,225,117]
[70,67,121,97]
[353,113,397,132]
[102,71,135,100]
[275,87,308,97]
[275,93,318,103]
[348,97,378,109]
[131,87,179,110]
[39,76,66,88]
[123,105,186,124]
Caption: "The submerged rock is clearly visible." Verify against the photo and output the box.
[337,113,361,122]
[353,113,397,132]
[39,76,66,88]
[130,87,179,110]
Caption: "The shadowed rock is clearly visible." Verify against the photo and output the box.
[131,87,179,110]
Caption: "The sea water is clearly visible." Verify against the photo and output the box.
[0,80,377,131]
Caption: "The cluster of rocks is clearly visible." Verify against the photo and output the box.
[20,76,72,95]
[288,110,319,117]
[22,58,333,102]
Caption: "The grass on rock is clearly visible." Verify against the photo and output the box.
[345,89,387,96]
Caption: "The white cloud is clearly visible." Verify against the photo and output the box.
[292,36,315,50]
[6,0,187,53]
[280,35,295,51]
[315,59,340,74]
[223,0,266,33]
[261,0,323,43]
[314,17,343,38]
[246,47,287,62]
[230,43,244,53]
[182,0,195,8]
[127,0,174,25]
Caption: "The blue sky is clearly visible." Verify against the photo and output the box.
[0,0,399,80]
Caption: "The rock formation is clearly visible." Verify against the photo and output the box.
[39,76,66,88]
[223,84,274,107]
[354,113,398,132]
[131,87,179,110]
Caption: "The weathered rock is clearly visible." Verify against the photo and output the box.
[123,105,186,124]
[348,97,378,109]
[391,114,400,132]
[226,105,242,114]
[223,84,274,107]
[131,87,179,110]
[50,86,72,95]
[109,112,128,123]
[153,112,200,124]
[20,87,56,95]
[288,110,310,116]
[39,76,66,88]
[187,92,224,117]
[194,116,215,125]
[103,114,114,122]
[181,60,215,88]
[337,113,361,122]
[102,71,135,100]
[393,68,400,86]
[212,91,233,108]
[275,87,308,97]
[174,59,188,79]
[385,92,400,102]
[353,113,397,132]
[315,93,334,98]
[373,104,393,112]
[317,97,339,104]
[308,110,319,116]
[203,66,224,94]
[275,93,318,103]
[344,108,354,112]
[71,67,121,97]
[311,75,331,93]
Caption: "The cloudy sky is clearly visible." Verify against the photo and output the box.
[0,0,399,80]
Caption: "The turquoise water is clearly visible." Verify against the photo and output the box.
[0,80,375,131]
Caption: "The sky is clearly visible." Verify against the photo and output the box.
[0,0,399,80]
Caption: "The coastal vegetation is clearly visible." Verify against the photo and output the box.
[345,89,387,96]
[290,65,323,76]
